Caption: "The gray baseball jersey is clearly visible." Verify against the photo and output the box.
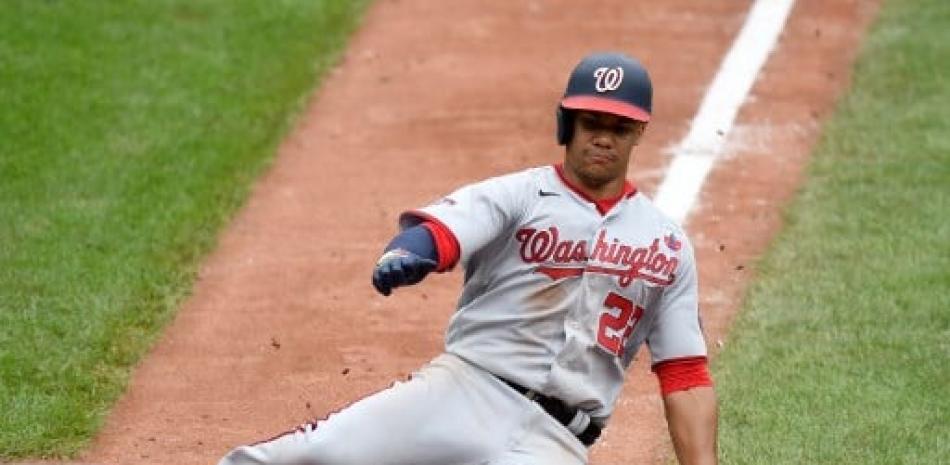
[217,164,708,465]
[402,164,707,420]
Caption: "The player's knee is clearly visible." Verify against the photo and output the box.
[217,438,366,465]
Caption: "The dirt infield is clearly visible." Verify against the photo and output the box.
[66,1,878,464]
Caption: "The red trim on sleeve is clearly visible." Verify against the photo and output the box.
[653,356,713,396]
[553,164,636,215]
[420,220,460,272]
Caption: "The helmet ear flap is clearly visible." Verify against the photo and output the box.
[556,107,574,145]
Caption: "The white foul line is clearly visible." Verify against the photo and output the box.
[653,0,797,225]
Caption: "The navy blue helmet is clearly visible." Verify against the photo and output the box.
[557,52,653,145]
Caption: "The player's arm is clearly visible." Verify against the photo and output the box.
[657,360,718,465]
[371,221,459,296]
[374,173,526,296]
[646,235,719,464]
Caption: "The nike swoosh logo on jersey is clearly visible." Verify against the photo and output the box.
[538,189,560,197]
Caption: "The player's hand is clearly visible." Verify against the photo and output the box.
[372,248,438,296]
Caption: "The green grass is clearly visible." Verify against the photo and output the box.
[714,0,950,463]
[0,0,368,458]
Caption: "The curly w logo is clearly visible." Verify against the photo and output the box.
[594,66,624,92]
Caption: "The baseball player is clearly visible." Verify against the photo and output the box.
[218,51,718,465]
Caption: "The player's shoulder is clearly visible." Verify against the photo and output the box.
[626,192,679,227]
[627,192,693,249]
[498,165,552,183]
[470,165,553,191]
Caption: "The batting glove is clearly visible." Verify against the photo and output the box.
[372,248,438,296]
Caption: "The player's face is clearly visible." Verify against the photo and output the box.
[565,110,646,191]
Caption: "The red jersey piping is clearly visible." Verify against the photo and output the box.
[402,210,460,272]
[553,163,636,215]
[652,356,713,396]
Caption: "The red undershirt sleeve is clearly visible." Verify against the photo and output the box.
[652,357,713,396]
[421,220,461,272]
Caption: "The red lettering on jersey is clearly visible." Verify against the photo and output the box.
[597,292,644,356]
[518,226,587,264]
[537,267,585,280]
[552,241,574,262]
[607,239,619,263]
[591,230,611,262]
[614,244,632,265]
[570,242,588,261]
[516,228,536,261]
[516,227,681,286]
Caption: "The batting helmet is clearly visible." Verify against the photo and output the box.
[556,52,653,145]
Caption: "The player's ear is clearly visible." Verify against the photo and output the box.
[633,121,648,145]
[556,108,574,145]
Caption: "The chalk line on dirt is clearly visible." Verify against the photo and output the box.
[653,0,797,224]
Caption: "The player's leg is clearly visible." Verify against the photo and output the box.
[217,354,520,465]
[216,422,318,465]
[487,398,588,465]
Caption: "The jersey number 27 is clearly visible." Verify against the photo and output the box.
[597,292,644,357]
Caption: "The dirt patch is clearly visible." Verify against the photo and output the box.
[66,1,879,464]
[591,1,880,463]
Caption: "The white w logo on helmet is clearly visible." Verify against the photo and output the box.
[593,66,624,92]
